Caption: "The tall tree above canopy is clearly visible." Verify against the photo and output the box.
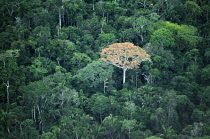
[100,42,150,84]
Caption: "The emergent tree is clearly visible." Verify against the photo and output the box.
[100,42,150,84]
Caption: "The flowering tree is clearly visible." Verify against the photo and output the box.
[100,42,150,84]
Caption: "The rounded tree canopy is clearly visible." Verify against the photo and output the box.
[100,42,150,70]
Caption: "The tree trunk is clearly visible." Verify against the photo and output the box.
[140,34,144,42]
[92,1,95,10]
[33,106,36,122]
[100,113,102,123]
[128,128,131,139]
[123,68,127,84]
[136,72,138,88]
[59,8,61,30]
[58,8,62,36]
[5,80,9,104]
[103,79,108,93]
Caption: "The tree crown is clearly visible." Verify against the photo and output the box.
[100,42,150,70]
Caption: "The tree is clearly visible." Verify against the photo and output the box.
[176,95,194,128]
[20,119,38,139]
[0,49,19,104]
[98,32,116,49]
[0,109,16,135]
[70,52,92,72]
[28,57,51,81]
[126,16,152,45]
[201,65,210,85]
[74,61,114,93]
[177,25,202,49]
[22,81,52,132]
[122,119,137,139]
[90,94,110,123]
[123,101,136,119]
[150,28,175,48]
[100,42,150,84]
[183,1,201,25]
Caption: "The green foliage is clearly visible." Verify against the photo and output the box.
[90,93,110,123]
[74,61,114,93]
[146,136,163,139]
[201,65,210,84]
[177,25,202,47]
[0,0,209,138]
[39,132,56,139]
[98,32,116,48]
[176,95,195,128]
[150,28,175,48]
[70,52,92,72]
[199,86,210,109]
[20,119,38,138]
[191,109,203,123]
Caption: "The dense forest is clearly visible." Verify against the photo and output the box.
[0,0,210,138]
